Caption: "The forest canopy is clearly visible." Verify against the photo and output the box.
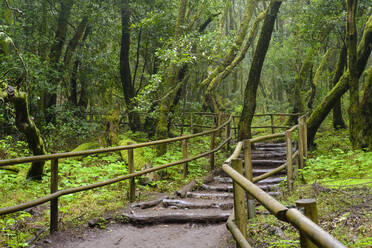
[0,0,371,179]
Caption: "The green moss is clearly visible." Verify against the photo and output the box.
[71,142,101,152]
[118,138,147,171]
[321,178,372,189]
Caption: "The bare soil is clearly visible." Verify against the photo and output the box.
[34,223,234,248]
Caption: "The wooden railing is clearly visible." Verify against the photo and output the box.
[223,115,346,248]
[178,112,302,139]
[0,115,233,233]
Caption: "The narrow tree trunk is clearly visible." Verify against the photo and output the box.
[69,59,79,106]
[238,0,282,140]
[69,24,90,106]
[63,16,88,71]
[306,15,372,147]
[287,48,315,124]
[44,0,74,123]
[120,0,141,131]
[332,46,347,129]
[346,0,359,148]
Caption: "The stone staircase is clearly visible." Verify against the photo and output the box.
[122,142,289,225]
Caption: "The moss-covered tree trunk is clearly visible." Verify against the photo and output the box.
[155,0,188,155]
[359,66,372,149]
[332,46,347,129]
[202,0,260,112]
[1,86,47,180]
[120,0,141,131]
[238,0,282,140]
[306,15,372,147]
[287,48,315,125]
[346,0,359,148]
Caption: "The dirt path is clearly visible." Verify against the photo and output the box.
[36,223,233,248]
[33,142,286,248]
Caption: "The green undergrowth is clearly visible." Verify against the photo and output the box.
[0,130,228,248]
[247,124,372,248]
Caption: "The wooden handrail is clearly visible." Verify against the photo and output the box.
[0,115,232,167]
[223,163,346,248]
[224,113,346,248]
[0,135,232,216]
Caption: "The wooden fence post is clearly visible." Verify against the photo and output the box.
[286,130,293,191]
[189,112,193,134]
[210,132,215,171]
[298,117,305,169]
[296,199,318,248]
[303,116,308,157]
[270,114,274,134]
[218,113,222,138]
[50,159,59,233]
[226,121,231,151]
[244,140,255,219]
[232,158,248,248]
[180,112,185,136]
[128,143,135,202]
[182,139,188,178]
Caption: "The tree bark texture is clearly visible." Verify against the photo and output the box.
[238,0,282,140]
[1,86,47,180]
[306,15,372,147]
[332,46,347,129]
[308,49,333,109]
[346,0,359,148]
[359,66,372,149]
[120,0,141,131]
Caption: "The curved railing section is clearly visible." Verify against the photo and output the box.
[223,114,346,248]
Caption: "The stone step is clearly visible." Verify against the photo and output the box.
[201,184,233,192]
[214,176,283,186]
[252,160,286,166]
[186,191,234,199]
[255,177,284,185]
[253,168,286,176]
[253,142,286,148]
[213,176,233,184]
[258,184,280,192]
[162,199,233,210]
[123,209,231,225]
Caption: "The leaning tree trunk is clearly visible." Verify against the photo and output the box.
[346,0,359,148]
[120,0,141,131]
[332,46,347,130]
[238,0,282,140]
[1,86,47,180]
[202,0,261,112]
[306,15,372,147]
